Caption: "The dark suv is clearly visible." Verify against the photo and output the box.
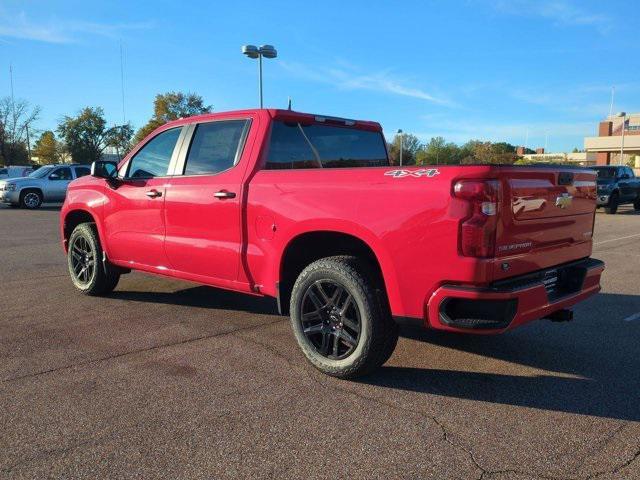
[591,165,640,214]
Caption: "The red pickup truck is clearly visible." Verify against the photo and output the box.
[60,109,604,378]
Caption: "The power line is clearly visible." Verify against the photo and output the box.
[120,41,126,124]
[9,63,16,127]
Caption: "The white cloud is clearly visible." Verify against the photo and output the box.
[416,116,593,146]
[486,0,612,33]
[280,61,454,106]
[0,10,153,44]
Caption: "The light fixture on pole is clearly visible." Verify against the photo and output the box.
[397,129,403,166]
[616,111,627,166]
[242,44,278,108]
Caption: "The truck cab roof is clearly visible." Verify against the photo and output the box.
[163,109,382,132]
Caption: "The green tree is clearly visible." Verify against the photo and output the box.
[107,124,135,159]
[134,91,212,145]
[0,96,40,165]
[57,107,132,164]
[416,136,463,165]
[33,130,61,164]
[388,132,421,165]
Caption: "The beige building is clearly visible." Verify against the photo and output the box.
[521,151,597,166]
[584,113,640,167]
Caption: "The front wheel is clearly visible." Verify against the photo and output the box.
[604,192,619,214]
[634,196,640,211]
[20,190,42,209]
[290,256,398,379]
[67,223,120,295]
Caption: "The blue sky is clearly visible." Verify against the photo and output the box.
[1,0,638,151]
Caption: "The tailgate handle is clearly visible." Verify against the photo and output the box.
[558,172,573,185]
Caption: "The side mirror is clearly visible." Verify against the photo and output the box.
[619,173,630,180]
[91,161,118,179]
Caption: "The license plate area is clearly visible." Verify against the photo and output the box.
[491,259,591,302]
[545,264,587,301]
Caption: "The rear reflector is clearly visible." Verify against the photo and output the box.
[453,179,500,258]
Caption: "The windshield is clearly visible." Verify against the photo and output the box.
[592,167,617,179]
[28,166,54,179]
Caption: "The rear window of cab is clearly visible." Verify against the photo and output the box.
[265,121,389,170]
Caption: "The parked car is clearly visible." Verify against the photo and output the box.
[0,164,91,208]
[60,109,604,378]
[590,165,640,214]
[0,165,33,180]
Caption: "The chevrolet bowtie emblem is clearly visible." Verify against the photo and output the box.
[555,193,573,209]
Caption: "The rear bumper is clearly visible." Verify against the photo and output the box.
[426,257,604,334]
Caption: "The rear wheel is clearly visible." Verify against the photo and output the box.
[604,192,619,214]
[67,223,120,295]
[290,256,398,379]
[20,190,42,209]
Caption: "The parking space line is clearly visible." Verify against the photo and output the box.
[594,233,640,246]
[623,312,640,322]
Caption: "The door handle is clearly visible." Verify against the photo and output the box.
[145,189,162,198]
[214,190,236,199]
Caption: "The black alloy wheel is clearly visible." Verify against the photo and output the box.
[70,233,96,286]
[67,223,120,295]
[300,280,361,360]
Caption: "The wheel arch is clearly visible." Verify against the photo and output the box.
[275,228,401,316]
[19,187,44,198]
[62,209,105,254]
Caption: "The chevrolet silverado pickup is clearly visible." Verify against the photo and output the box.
[60,109,604,378]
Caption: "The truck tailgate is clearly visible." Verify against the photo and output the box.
[494,167,597,267]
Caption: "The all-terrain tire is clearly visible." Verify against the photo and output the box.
[290,256,398,379]
[604,192,619,214]
[67,223,120,295]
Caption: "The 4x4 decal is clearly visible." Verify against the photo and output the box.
[384,169,440,178]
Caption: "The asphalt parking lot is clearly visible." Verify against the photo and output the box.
[1,205,639,479]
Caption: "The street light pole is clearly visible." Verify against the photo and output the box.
[619,113,626,166]
[397,129,403,166]
[258,54,263,108]
[242,45,277,109]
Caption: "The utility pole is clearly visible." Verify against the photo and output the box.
[25,123,32,163]
[120,41,126,124]
[544,132,549,153]
[609,86,615,118]
[619,113,626,166]
[9,63,16,134]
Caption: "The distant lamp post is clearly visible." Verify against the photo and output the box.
[397,129,404,166]
[616,111,627,165]
[242,44,278,108]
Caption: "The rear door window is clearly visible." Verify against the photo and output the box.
[75,166,90,178]
[265,121,388,170]
[127,128,182,178]
[182,120,249,175]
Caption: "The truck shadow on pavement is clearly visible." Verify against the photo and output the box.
[111,285,280,315]
[110,285,639,421]
[360,293,640,421]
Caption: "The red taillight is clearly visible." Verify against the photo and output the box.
[453,179,500,258]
